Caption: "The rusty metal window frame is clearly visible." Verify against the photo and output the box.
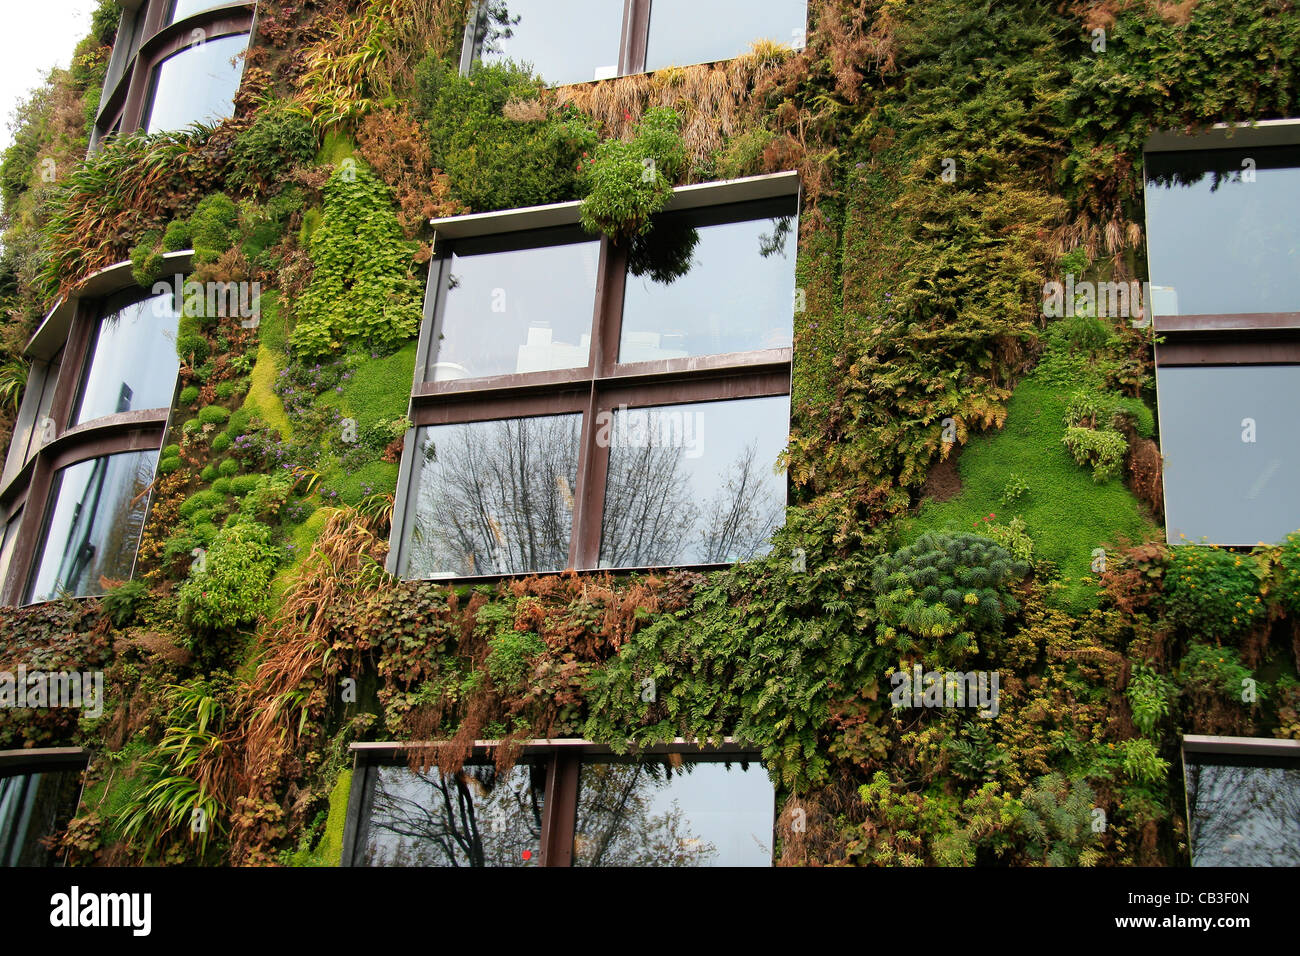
[391,176,800,581]
[342,739,769,868]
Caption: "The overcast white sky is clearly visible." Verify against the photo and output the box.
[0,0,104,154]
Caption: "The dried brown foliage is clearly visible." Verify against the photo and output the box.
[355,106,465,236]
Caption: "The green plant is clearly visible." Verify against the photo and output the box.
[218,457,240,478]
[288,162,422,357]
[101,578,149,628]
[1126,662,1174,738]
[179,385,200,405]
[578,107,687,240]
[413,56,591,212]
[1120,737,1169,784]
[227,106,318,193]
[198,405,230,426]
[177,521,280,633]
[1001,472,1029,504]
[1162,547,1264,638]
[211,433,233,454]
[1017,773,1100,867]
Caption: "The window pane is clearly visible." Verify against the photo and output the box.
[0,510,22,596]
[1186,757,1300,866]
[618,201,797,363]
[27,450,158,603]
[143,32,247,134]
[598,395,789,567]
[356,760,547,866]
[430,230,599,382]
[1144,145,1300,316]
[0,769,83,866]
[644,0,807,72]
[168,0,232,23]
[574,756,774,866]
[73,293,181,425]
[474,0,624,86]
[404,415,581,577]
[1157,365,1300,545]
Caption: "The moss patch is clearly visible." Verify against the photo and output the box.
[907,369,1157,613]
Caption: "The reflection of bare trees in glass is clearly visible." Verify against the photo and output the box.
[409,416,580,576]
[599,439,696,568]
[574,763,715,867]
[364,764,546,867]
[697,441,784,563]
[1186,763,1300,866]
[477,1,521,56]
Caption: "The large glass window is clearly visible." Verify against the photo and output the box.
[0,510,23,597]
[1144,145,1300,318]
[598,396,789,568]
[403,189,797,578]
[471,0,624,86]
[574,755,773,866]
[429,228,599,381]
[619,202,796,362]
[0,767,84,867]
[72,291,181,425]
[1185,746,1300,866]
[644,0,808,73]
[167,0,235,24]
[26,450,159,603]
[142,32,248,134]
[1157,365,1300,545]
[464,0,809,85]
[353,758,548,867]
[402,414,582,577]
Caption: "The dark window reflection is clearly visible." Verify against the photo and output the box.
[598,396,788,568]
[0,769,82,866]
[27,450,159,603]
[619,200,797,362]
[472,0,624,86]
[644,0,808,72]
[73,292,181,426]
[0,510,23,600]
[143,32,247,134]
[405,415,581,577]
[1156,365,1300,545]
[1145,145,1300,316]
[358,761,547,867]
[1185,755,1300,866]
[167,0,233,23]
[574,757,773,867]
[431,229,599,382]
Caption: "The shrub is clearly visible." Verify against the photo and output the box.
[157,456,181,475]
[210,432,232,454]
[200,464,219,483]
[162,217,191,253]
[177,521,280,633]
[215,379,246,401]
[178,385,200,405]
[1062,426,1127,483]
[130,229,165,286]
[579,107,687,240]
[238,472,295,521]
[229,474,260,497]
[1126,662,1175,738]
[1162,546,1264,638]
[212,477,232,495]
[101,578,149,628]
[227,106,317,193]
[218,457,239,477]
[288,163,422,357]
[413,56,591,212]
[178,489,224,519]
[189,193,239,265]
[162,444,180,458]
[1121,737,1169,784]
[198,405,230,425]
[176,331,210,365]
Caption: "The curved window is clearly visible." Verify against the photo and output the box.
[142,32,248,134]
[26,450,159,603]
[168,0,236,24]
[72,291,181,426]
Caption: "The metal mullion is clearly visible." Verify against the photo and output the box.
[540,750,580,867]
[625,0,651,75]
